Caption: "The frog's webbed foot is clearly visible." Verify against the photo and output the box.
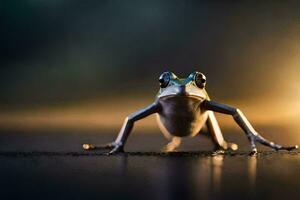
[82,142,124,155]
[161,137,181,152]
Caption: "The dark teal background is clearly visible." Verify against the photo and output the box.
[1,0,300,108]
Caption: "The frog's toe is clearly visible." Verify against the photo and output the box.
[161,137,181,152]
[249,148,258,156]
[277,145,298,151]
[161,146,177,153]
[82,144,94,150]
[227,142,238,151]
[106,145,124,155]
[82,142,116,150]
[212,149,225,155]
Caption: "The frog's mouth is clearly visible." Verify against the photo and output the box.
[157,85,206,100]
[159,93,205,100]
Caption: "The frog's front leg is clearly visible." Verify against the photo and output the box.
[83,102,161,155]
[203,100,298,155]
[206,111,238,151]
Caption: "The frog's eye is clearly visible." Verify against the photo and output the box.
[159,72,171,88]
[194,72,206,88]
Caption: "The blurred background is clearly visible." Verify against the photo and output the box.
[2,3,300,199]
[1,0,300,134]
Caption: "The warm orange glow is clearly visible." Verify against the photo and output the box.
[0,95,299,131]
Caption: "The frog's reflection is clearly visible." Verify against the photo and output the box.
[116,153,257,199]
[211,155,224,193]
[153,155,227,199]
[195,155,224,198]
[248,156,257,196]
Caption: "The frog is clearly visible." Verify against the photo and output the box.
[82,71,298,155]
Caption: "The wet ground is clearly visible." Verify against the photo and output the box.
[0,128,299,200]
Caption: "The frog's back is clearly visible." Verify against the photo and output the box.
[156,96,207,138]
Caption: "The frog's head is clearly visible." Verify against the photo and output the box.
[157,71,207,99]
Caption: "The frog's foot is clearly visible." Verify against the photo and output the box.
[82,142,124,155]
[216,142,238,151]
[212,142,238,155]
[161,137,181,153]
[247,134,298,154]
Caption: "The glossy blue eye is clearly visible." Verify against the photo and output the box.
[159,72,171,88]
[194,72,206,88]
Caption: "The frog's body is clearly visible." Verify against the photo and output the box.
[83,71,298,155]
[157,95,206,138]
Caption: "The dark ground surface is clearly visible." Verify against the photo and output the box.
[0,128,300,200]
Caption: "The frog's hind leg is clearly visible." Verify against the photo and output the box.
[161,137,181,152]
[206,111,238,151]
